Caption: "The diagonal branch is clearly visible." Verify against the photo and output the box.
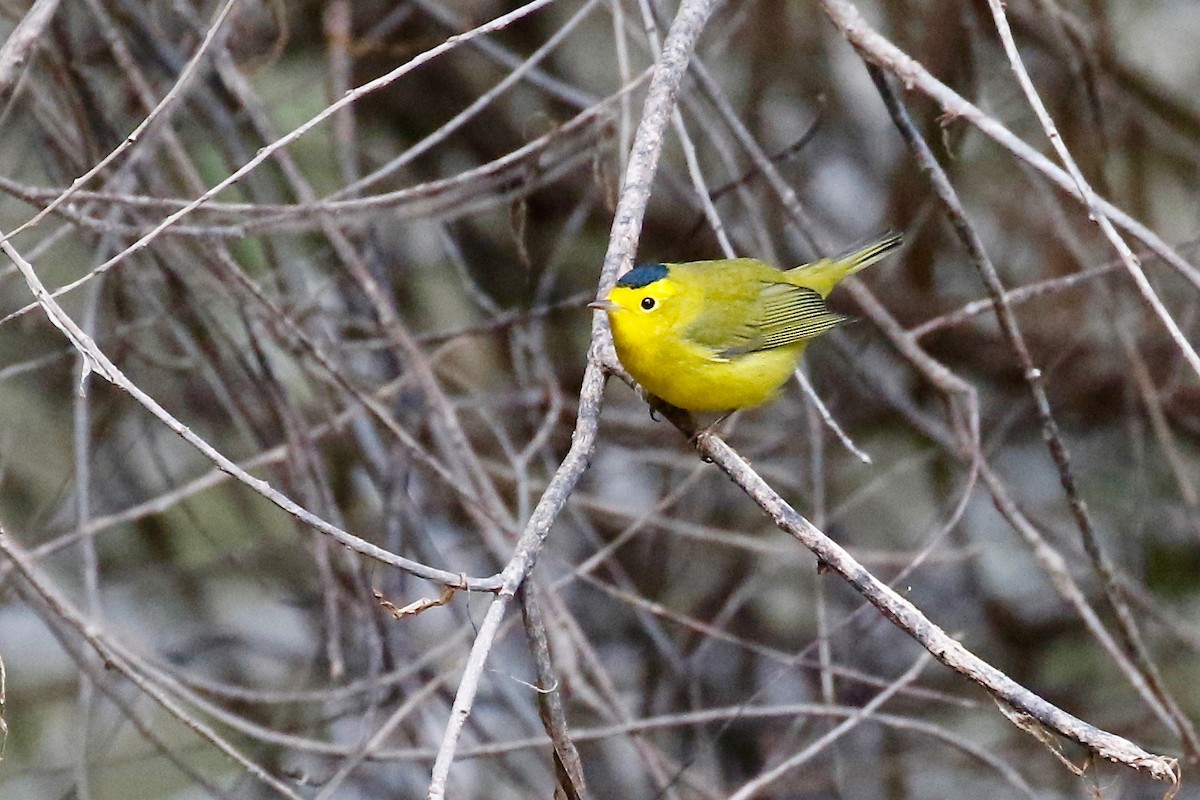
[679,412,1179,783]
[865,59,1200,759]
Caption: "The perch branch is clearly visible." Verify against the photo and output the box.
[424,0,719,795]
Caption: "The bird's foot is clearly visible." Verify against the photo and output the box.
[689,411,733,454]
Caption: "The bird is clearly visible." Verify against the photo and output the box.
[590,232,902,413]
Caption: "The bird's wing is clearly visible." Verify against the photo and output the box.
[685,279,849,359]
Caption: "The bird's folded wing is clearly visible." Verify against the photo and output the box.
[686,281,849,359]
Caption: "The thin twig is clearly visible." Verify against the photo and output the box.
[641,398,1178,783]
[728,652,932,800]
[520,581,590,800]
[975,6,1200,756]
[794,368,872,464]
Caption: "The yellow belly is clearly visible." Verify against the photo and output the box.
[613,331,805,412]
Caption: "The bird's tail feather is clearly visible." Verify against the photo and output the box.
[837,230,903,272]
[787,231,903,296]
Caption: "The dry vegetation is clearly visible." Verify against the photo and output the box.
[0,0,1198,798]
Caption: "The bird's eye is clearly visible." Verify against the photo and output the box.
[640,297,656,311]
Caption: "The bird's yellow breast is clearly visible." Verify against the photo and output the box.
[614,326,801,412]
[609,302,805,412]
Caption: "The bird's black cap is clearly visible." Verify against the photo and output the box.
[617,263,668,289]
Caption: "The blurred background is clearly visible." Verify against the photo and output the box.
[0,0,1198,797]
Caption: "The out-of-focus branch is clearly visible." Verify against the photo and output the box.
[0,0,239,244]
[0,529,307,800]
[983,0,1200,378]
[0,228,498,590]
[0,0,64,106]
[0,0,565,325]
[0,79,640,327]
[817,0,1200,378]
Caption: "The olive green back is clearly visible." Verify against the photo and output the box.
[671,259,848,359]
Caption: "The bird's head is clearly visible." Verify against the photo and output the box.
[589,264,685,334]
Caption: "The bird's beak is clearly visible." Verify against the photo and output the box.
[588,299,618,312]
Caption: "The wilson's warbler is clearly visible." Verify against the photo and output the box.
[591,233,902,412]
